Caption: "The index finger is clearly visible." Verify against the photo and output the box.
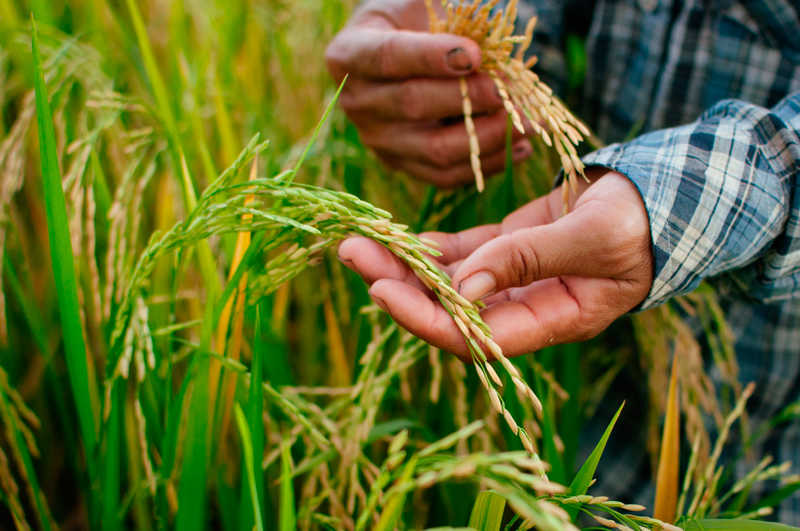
[326,27,481,80]
[421,224,501,265]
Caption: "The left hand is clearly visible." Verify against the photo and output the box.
[337,170,654,359]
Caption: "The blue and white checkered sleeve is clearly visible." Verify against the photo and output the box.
[581,93,800,309]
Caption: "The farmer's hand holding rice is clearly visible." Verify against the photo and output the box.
[337,168,653,357]
[325,0,534,187]
[326,0,655,353]
[328,0,800,520]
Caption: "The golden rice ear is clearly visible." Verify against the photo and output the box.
[429,1,593,208]
[460,77,484,192]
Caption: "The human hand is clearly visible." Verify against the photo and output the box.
[337,170,653,359]
[325,0,533,187]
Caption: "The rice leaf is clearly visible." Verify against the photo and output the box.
[239,307,268,527]
[234,403,264,531]
[282,76,347,184]
[742,481,800,515]
[32,14,98,461]
[468,491,506,531]
[655,355,681,523]
[175,297,216,531]
[567,402,624,518]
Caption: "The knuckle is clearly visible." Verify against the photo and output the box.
[507,232,541,285]
[375,36,398,78]
[397,81,425,120]
[425,132,456,168]
[472,76,502,109]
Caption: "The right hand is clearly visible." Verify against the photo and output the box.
[325,0,533,187]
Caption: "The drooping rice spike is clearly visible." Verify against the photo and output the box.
[429,1,591,207]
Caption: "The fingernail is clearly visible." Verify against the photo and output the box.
[446,47,472,72]
[458,271,496,301]
[372,295,389,312]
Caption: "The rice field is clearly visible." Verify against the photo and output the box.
[0,1,798,529]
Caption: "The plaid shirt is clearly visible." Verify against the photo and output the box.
[515,0,800,522]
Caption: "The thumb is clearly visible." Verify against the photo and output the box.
[452,206,643,300]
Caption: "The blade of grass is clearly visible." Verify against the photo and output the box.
[234,403,264,531]
[468,491,506,531]
[32,14,99,464]
[654,355,681,523]
[175,295,216,531]
[239,306,267,528]
[742,481,800,515]
[282,76,347,184]
[567,402,624,519]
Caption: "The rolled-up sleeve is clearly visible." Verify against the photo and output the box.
[582,93,800,309]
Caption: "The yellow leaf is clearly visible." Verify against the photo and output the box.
[654,354,681,522]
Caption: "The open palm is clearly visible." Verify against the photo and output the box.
[338,170,654,359]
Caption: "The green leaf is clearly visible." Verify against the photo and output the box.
[567,402,625,519]
[175,296,216,531]
[239,307,268,528]
[32,13,98,463]
[282,76,348,184]
[468,491,506,531]
[743,481,800,516]
[234,403,264,531]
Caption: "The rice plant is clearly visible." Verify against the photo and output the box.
[0,1,797,530]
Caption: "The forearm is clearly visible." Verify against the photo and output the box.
[582,93,800,308]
